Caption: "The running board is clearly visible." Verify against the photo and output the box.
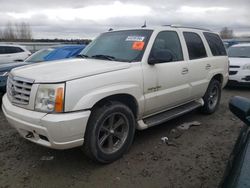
[142,101,203,128]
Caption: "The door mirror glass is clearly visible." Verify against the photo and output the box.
[229,96,250,125]
[148,49,173,65]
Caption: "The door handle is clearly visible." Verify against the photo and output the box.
[182,67,189,75]
[205,64,211,70]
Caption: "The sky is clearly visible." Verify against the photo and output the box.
[0,0,249,39]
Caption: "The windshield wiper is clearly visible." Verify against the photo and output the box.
[76,54,89,58]
[91,54,116,61]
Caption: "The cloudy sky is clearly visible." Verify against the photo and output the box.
[0,0,250,39]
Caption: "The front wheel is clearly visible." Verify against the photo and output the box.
[201,79,221,114]
[83,101,135,163]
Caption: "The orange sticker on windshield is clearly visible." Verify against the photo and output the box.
[132,41,145,50]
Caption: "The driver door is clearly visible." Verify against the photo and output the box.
[143,30,191,115]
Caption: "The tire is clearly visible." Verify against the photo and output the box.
[83,101,136,163]
[201,79,221,114]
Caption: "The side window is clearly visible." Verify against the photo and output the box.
[150,31,183,62]
[14,47,24,53]
[4,46,24,54]
[183,32,207,60]
[203,32,227,56]
[0,47,6,54]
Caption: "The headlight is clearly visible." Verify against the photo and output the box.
[35,83,65,113]
[0,71,9,77]
[243,64,250,70]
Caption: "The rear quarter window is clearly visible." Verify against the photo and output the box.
[5,46,24,54]
[183,32,207,60]
[203,32,227,56]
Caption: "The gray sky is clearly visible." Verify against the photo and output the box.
[0,0,250,39]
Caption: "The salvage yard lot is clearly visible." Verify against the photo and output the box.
[0,87,249,188]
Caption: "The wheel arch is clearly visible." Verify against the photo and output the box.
[91,93,139,119]
[212,74,223,84]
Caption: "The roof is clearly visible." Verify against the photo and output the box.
[0,44,26,48]
[107,25,214,34]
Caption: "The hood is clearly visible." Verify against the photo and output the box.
[229,57,250,66]
[11,58,131,83]
[0,62,28,72]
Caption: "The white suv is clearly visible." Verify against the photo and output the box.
[2,26,228,163]
[228,43,250,86]
[0,44,31,63]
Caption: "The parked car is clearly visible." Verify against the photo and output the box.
[220,96,250,188]
[228,43,250,86]
[2,26,228,163]
[0,45,86,93]
[223,40,239,49]
[0,44,31,63]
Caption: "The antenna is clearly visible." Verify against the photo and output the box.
[141,21,146,28]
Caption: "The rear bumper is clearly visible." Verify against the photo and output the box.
[2,94,91,149]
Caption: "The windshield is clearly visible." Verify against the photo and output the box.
[80,30,153,62]
[25,48,55,62]
[228,46,250,58]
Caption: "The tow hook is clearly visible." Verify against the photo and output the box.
[25,132,34,138]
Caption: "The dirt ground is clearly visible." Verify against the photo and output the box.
[0,87,250,188]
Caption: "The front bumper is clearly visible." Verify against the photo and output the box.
[2,94,91,149]
[229,69,250,85]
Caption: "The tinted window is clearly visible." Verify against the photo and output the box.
[150,31,183,62]
[183,32,207,60]
[203,32,226,56]
[0,46,6,54]
[4,46,24,54]
[14,47,24,53]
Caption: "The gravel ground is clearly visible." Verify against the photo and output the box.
[0,87,249,188]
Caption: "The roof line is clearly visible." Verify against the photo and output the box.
[162,25,211,31]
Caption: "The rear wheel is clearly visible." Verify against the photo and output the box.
[83,101,135,163]
[201,79,221,114]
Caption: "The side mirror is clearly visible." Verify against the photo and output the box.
[148,49,173,65]
[229,96,250,126]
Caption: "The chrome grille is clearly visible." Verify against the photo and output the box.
[7,74,34,105]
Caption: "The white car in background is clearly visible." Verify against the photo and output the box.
[0,44,31,64]
[228,43,250,86]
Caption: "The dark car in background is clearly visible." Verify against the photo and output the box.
[0,45,86,93]
[221,96,250,188]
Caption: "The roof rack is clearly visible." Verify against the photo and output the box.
[163,24,211,31]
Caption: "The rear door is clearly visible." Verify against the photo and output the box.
[182,31,209,99]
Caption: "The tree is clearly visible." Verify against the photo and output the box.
[220,27,234,39]
[3,22,16,40]
[15,22,32,40]
[2,21,33,41]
